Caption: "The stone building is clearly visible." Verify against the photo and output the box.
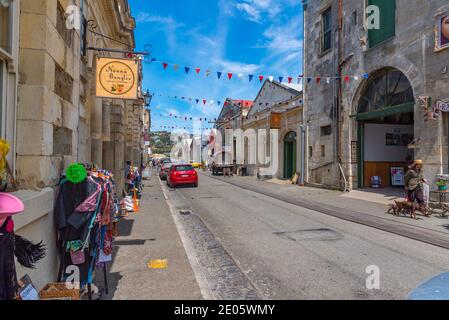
[303,0,449,190]
[214,98,253,167]
[0,0,146,291]
[242,80,303,180]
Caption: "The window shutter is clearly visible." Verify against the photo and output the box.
[368,0,396,47]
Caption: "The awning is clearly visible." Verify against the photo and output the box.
[350,102,415,121]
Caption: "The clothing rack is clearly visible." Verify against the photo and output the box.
[54,166,120,300]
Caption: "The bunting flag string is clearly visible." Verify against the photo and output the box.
[156,125,214,130]
[157,113,218,123]
[153,59,370,85]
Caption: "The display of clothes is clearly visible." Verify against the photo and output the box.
[0,200,46,300]
[54,167,120,298]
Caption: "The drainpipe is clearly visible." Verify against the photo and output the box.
[300,125,306,186]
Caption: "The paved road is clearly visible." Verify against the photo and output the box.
[168,172,449,300]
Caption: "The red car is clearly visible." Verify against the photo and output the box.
[167,164,198,188]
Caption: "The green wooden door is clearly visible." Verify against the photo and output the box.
[284,141,293,179]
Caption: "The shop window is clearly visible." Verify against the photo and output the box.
[0,1,11,53]
[320,125,332,136]
[321,7,332,54]
[368,0,396,48]
[53,126,72,156]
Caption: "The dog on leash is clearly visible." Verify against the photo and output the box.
[387,200,429,219]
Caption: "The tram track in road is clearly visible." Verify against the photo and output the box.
[205,173,449,250]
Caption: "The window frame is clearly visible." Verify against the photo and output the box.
[320,6,332,55]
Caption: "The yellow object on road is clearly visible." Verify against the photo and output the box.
[148,259,168,269]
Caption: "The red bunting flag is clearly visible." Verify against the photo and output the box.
[195,68,201,74]
[288,77,293,84]
[228,73,233,80]
[344,76,350,83]
[224,101,228,107]
[259,76,264,82]
[163,63,168,70]
[203,100,207,105]
[316,77,321,84]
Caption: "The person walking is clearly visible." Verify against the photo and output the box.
[404,159,427,204]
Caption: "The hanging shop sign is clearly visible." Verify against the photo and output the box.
[435,100,449,112]
[96,57,138,100]
[270,113,282,129]
[435,11,449,52]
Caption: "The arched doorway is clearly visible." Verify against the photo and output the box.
[356,68,415,188]
[284,131,297,179]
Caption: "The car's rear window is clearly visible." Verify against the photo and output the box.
[174,165,194,171]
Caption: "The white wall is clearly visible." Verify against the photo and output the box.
[364,123,414,162]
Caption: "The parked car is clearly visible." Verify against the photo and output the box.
[159,162,173,180]
[190,161,203,169]
[167,164,198,188]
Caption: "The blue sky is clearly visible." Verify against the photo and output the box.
[128,0,304,132]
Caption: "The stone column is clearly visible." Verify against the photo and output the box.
[102,100,114,171]
[91,98,103,167]
[111,102,126,196]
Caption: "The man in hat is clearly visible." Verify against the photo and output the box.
[404,159,427,204]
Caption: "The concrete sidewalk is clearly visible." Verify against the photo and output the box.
[98,173,203,300]
[206,173,449,249]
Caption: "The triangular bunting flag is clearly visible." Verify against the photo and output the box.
[203,100,207,105]
[162,63,168,70]
[249,75,254,82]
[316,77,321,84]
[185,67,190,74]
[228,73,233,80]
[196,99,199,104]
[196,68,201,74]
[217,72,222,79]
[279,77,284,83]
[259,75,264,82]
[344,76,350,83]
[288,77,293,84]
[268,76,274,82]
[174,64,180,71]
[362,73,369,79]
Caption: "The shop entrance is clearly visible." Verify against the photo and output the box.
[284,131,297,179]
[356,68,415,188]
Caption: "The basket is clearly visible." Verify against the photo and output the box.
[39,283,80,300]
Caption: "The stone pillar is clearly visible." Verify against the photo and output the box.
[91,98,103,167]
[102,100,114,171]
[111,103,126,196]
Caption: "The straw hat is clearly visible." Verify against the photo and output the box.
[414,159,424,166]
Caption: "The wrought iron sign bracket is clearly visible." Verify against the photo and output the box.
[84,20,155,63]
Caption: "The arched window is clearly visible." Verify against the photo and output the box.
[358,68,414,115]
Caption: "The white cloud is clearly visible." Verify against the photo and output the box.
[235,0,282,23]
[236,3,262,22]
[212,58,261,74]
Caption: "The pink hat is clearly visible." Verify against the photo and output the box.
[0,193,25,219]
